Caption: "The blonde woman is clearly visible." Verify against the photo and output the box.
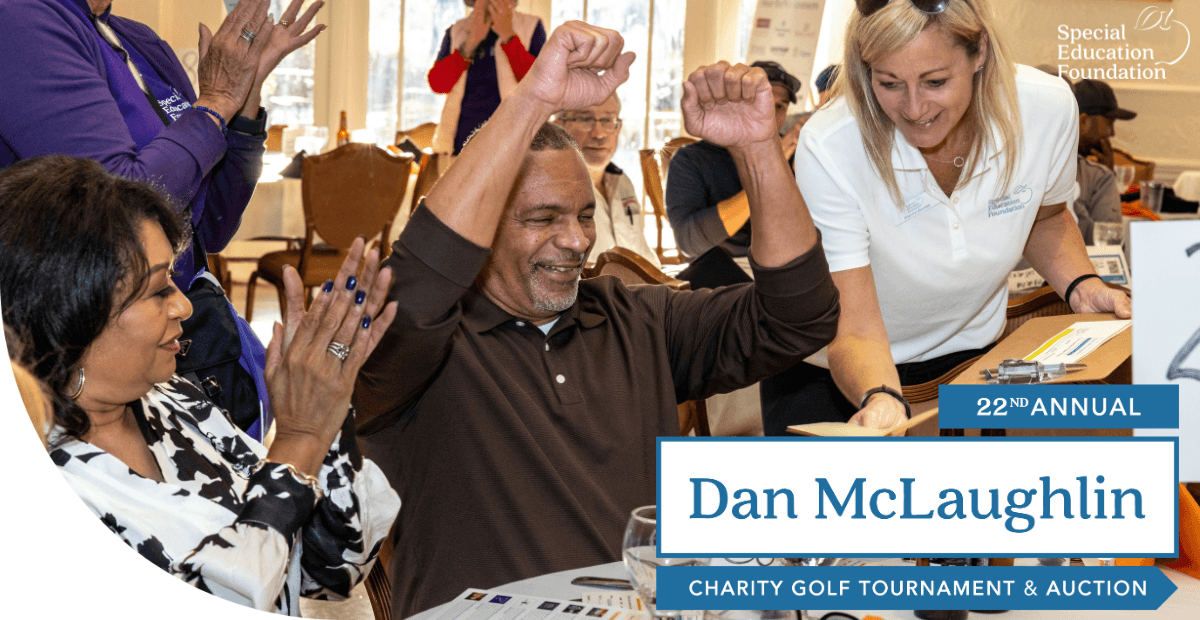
[761,0,1130,434]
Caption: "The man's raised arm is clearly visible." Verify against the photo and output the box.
[424,21,635,246]
[680,62,818,266]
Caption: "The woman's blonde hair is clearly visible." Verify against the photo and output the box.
[837,0,1021,205]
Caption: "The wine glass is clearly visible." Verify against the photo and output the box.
[1093,221,1124,247]
[1113,164,1136,194]
[623,505,710,618]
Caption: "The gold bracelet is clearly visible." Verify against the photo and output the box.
[257,459,323,500]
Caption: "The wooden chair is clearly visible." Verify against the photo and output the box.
[584,247,709,436]
[364,532,396,620]
[395,122,437,151]
[265,124,286,152]
[584,246,689,290]
[638,136,698,266]
[244,144,414,321]
[205,254,233,301]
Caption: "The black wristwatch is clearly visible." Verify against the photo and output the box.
[860,385,911,419]
[229,106,267,135]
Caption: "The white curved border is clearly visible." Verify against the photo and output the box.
[0,297,272,619]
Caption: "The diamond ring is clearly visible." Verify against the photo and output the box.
[327,342,351,361]
[241,28,256,43]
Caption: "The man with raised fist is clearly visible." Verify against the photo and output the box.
[355,21,839,616]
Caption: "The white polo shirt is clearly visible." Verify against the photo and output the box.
[590,164,661,268]
[798,65,1078,365]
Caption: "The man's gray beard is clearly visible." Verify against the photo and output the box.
[530,273,580,313]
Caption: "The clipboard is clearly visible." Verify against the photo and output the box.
[952,313,1132,386]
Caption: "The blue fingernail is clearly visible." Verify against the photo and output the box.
[346,276,357,291]
[322,279,334,293]
[362,315,371,329]
[355,290,366,305]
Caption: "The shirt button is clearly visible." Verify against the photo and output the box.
[556,374,566,384]
[515,321,525,327]
[952,197,959,204]
[953,222,960,230]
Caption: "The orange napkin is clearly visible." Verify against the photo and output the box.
[1165,483,1200,579]
[1117,484,1200,575]
[1121,199,1162,221]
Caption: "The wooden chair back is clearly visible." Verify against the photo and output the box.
[585,247,708,436]
[266,124,286,152]
[301,143,413,261]
[661,136,698,169]
[1113,147,1155,185]
[395,122,438,151]
[364,531,396,620]
[638,136,697,266]
[586,246,689,290]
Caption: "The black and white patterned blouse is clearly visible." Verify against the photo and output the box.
[48,375,401,615]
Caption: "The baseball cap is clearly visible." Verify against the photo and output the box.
[1074,79,1136,120]
[751,61,801,104]
[815,64,840,94]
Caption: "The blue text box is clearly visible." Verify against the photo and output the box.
[657,566,1177,611]
[938,385,1179,429]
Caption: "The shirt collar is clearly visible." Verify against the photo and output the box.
[460,284,607,335]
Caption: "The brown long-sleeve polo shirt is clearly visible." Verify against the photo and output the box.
[355,205,839,618]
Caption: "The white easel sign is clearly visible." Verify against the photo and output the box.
[1132,220,1200,481]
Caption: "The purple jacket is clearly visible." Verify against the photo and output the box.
[0,0,264,286]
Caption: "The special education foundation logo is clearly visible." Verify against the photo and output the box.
[1056,6,1190,81]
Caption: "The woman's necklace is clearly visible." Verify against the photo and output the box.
[922,134,968,168]
[925,153,966,168]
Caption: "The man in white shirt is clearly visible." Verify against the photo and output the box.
[555,94,661,267]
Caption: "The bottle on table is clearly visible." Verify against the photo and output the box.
[337,110,350,147]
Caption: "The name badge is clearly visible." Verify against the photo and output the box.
[900,194,938,223]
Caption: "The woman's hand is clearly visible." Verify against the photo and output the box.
[462,2,492,59]
[237,0,327,117]
[1071,278,1132,318]
[264,238,398,475]
[194,0,273,122]
[488,0,516,42]
[848,393,908,430]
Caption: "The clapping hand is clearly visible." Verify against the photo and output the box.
[488,0,516,41]
[682,62,778,152]
[519,21,635,116]
[264,238,398,474]
[196,0,273,121]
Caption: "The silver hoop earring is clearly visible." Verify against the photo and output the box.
[69,367,85,400]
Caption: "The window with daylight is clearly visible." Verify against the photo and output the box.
[262,0,318,128]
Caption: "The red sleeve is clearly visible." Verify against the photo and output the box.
[500,36,536,81]
[427,51,470,94]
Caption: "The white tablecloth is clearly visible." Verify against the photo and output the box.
[233,177,305,241]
